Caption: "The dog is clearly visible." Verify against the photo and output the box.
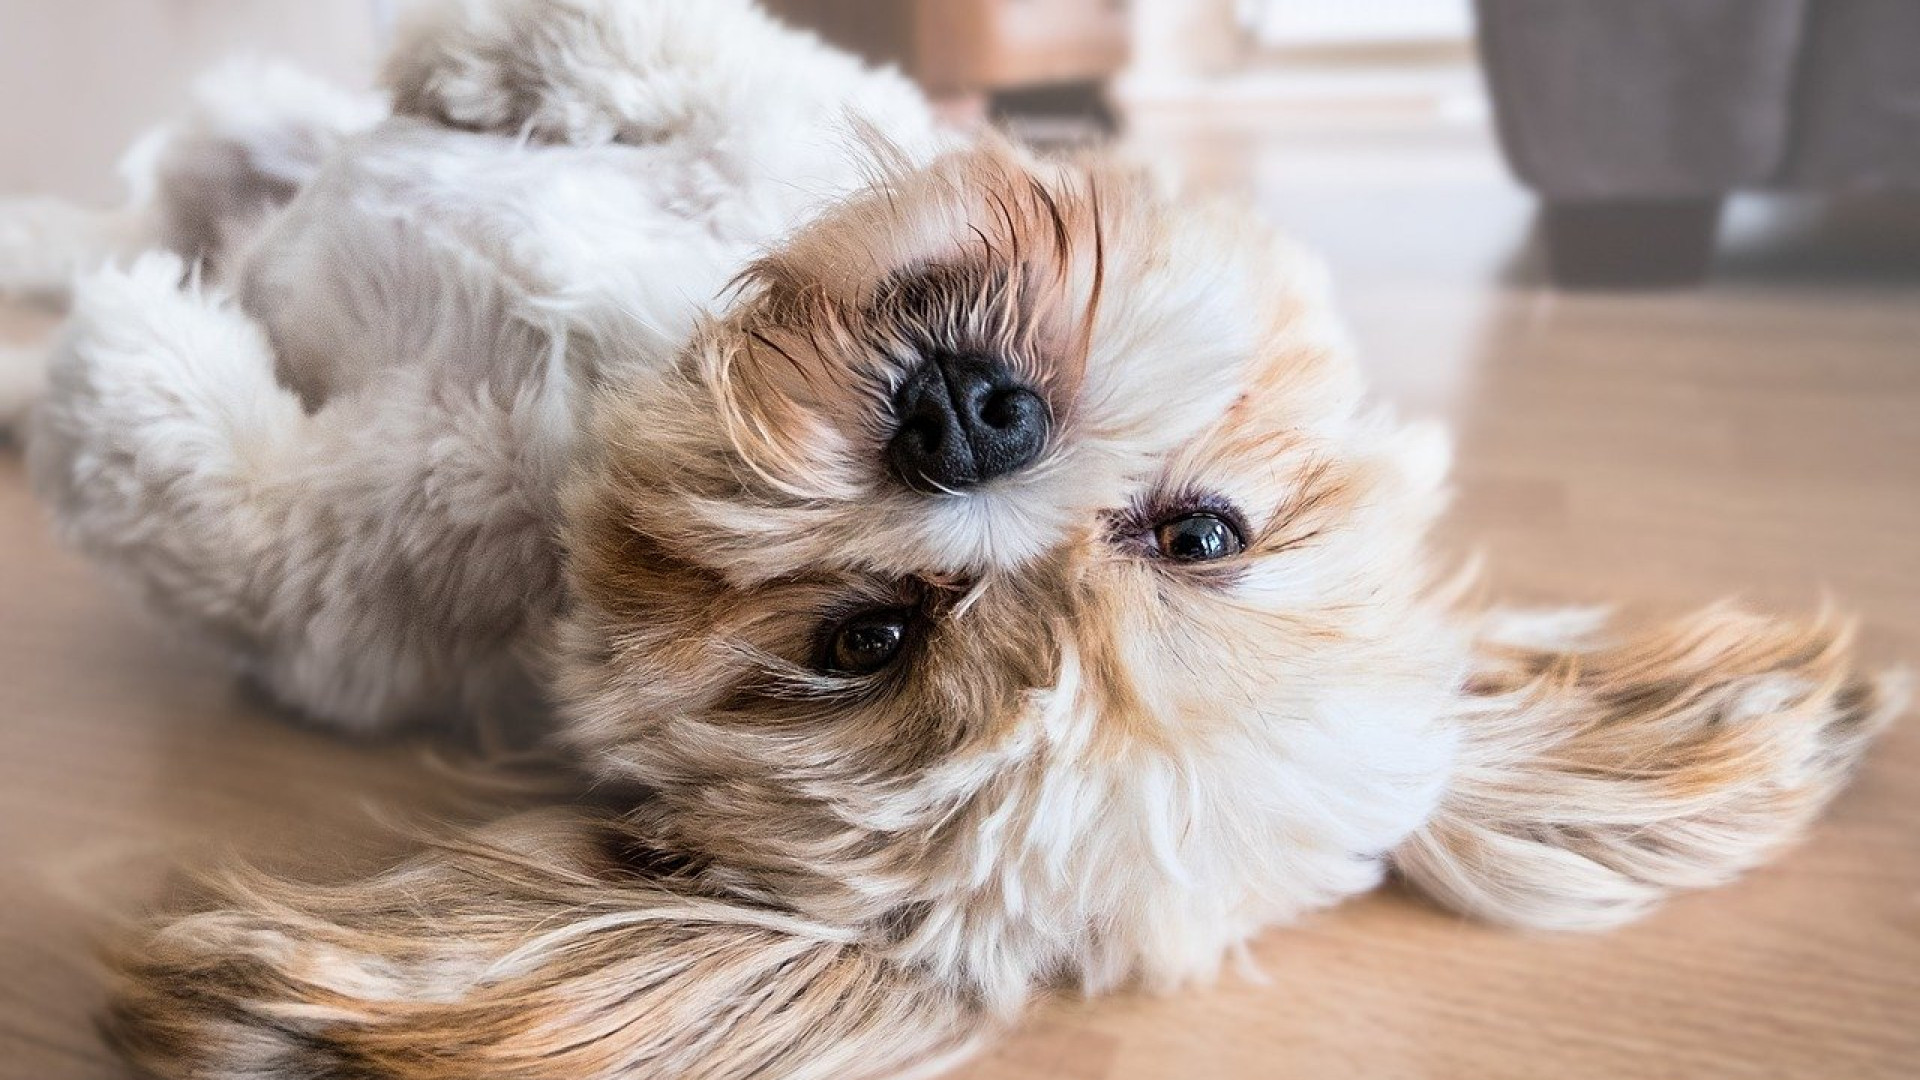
[1,2,1900,1077]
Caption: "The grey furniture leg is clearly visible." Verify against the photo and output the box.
[1474,0,1805,288]
[1539,198,1724,289]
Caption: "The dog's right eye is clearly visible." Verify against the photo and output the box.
[821,609,912,675]
[1152,512,1245,562]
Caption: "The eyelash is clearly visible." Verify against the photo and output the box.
[1110,492,1251,552]
[805,576,962,678]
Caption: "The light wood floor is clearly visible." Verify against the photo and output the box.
[3,103,1918,1080]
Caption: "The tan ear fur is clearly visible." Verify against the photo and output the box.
[1396,605,1903,931]
[103,809,987,1080]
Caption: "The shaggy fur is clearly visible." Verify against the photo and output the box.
[2,2,1900,1077]
[21,0,943,731]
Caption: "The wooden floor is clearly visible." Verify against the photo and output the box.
[3,101,1918,1080]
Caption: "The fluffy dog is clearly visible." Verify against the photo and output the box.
[1,2,1901,1078]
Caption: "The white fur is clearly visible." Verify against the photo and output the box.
[23,0,1457,1018]
[0,60,383,305]
[26,0,943,729]
[0,344,44,431]
[18,6,1891,1078]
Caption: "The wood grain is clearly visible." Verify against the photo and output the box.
[2,102,1917,1079]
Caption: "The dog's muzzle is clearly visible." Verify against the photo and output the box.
[887,353,1049,492]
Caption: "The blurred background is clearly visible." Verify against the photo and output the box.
[6,1,1920,411]
[0,3,1915,1079]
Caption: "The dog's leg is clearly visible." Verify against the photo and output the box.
[0,196,152,304]
[1395,606,1903,931]
[0,60,379,305]
[142,59,385,272]
[104,809,988,1080]
[384,0,934,148]
[0,342,46,435]
[30,254,564,731]
[28,253,308,648]
[384,0,804,143]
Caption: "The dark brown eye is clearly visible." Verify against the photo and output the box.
[1153,513,1245,562]
[822,609,911,674]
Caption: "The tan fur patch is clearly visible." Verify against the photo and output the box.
[1398,606,1900,931]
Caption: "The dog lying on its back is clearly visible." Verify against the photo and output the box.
[0,2,1899,1077]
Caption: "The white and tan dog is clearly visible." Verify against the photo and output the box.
[0,2,1899,1078]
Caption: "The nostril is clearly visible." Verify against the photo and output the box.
[983,384,1044,430]
[978,387,1026,430]
[899,415,942,452]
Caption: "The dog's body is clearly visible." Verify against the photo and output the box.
[20,1,943,731]
[2,2,1900,1078]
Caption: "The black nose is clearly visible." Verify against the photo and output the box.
[887,353,1049,492]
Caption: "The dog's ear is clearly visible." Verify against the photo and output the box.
[104,810,987,1080]
[1395,605,1903,931]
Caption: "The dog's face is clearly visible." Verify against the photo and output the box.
[558,142,1463,993]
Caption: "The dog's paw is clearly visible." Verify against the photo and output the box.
[383,0,819,146]
[0,196,143,304]
[28,254,303,616]
[31,253,193,491]
[35,253,292,463]
[385,0,682,144]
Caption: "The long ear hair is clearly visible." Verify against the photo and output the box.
[103,809,988,1080]
[1396,605,1902,931]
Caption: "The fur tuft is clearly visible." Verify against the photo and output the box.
[104,810,988,1080]
[1397,606,1902,931]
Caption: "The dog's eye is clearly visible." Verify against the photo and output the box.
[1153,513,1245,562]
[822,609,911,674]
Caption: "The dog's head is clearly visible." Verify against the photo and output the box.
[558,141,1463,996]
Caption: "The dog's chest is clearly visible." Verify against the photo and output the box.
[232,121,842,406]
[897,685,1457,1007]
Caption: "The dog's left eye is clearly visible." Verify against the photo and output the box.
[821,609,911,675]
[1153,512,1245,562]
